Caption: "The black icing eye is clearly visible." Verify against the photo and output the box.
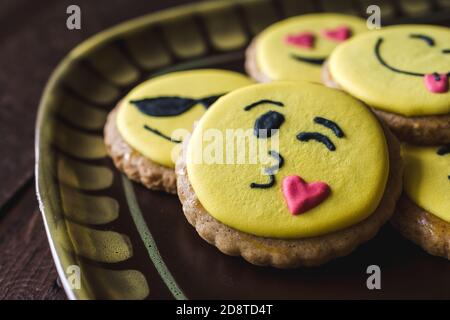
[296,116,345,151]
[130,94,224,117]
[199,94,223,108]
[254,111,285,138]
[437,144,450,156]
[130,97,197,117]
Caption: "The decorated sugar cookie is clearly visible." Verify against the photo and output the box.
[245,13,367,83]
[104,69,253,193]
[325,24,450,145]
[392,144,449,259]
[176,82,402,268]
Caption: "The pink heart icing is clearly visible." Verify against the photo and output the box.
[322,26,351,42]
[282,176,330,215]
[424,73,449,93]
[285,32,315,49]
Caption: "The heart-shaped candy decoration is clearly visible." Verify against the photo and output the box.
[282,175,330,215]
[424,73,449,93]
[322,26,351,42]
[285,32,315,49]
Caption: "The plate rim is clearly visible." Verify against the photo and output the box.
[34,0,246,300]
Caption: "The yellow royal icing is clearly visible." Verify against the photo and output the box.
[117,69,253,168]
[255,13,367,83]
[402,144,450,223]
[186,82,389,239]
[329,25,450,116]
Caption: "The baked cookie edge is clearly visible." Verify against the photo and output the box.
[392,194,450,260]
[104,106,177,194]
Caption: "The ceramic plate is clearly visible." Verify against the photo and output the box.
[36,0,449,299]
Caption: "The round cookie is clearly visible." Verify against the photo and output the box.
[392,144,449,259]
[176,82,403,267]
[104,69,253,193]
[325,25,450,145]
[245,13,367,83]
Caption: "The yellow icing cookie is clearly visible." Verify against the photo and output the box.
[186,82,389,238]
[402,144,450,223]
[117,69,253,167]
[255,13,367,83]
[329,25,450,116]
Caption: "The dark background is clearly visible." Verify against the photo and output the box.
[0,0,449,300]
[0,0,194,300]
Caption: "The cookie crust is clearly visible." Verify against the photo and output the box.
[392,194,450,260]
[176,121,403,268]
[322,61,450,145]
[104,107,177,194]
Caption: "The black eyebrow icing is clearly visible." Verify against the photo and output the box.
[143,125,182,143]
[442,49,450,54]
[409,34,435,46]
[437,145,450,180]
[244,99,284,111]
[297,132,336,151]
[314,116,345,138]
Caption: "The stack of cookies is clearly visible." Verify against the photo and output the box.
[322,24,450,260]
[104,13,449,268]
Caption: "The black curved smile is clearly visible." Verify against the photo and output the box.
[290,54,326,65]
[250,150,284,189]
[374,37,450,78]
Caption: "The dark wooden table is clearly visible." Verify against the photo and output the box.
[0,0,194,300]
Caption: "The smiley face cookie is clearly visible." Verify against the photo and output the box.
[325,25,450,145]
[104,69,253,193]
[392,144,449,259]
[245,13,367,83]
[176,82,403,268]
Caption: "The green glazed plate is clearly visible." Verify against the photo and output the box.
[36,0,449,299]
